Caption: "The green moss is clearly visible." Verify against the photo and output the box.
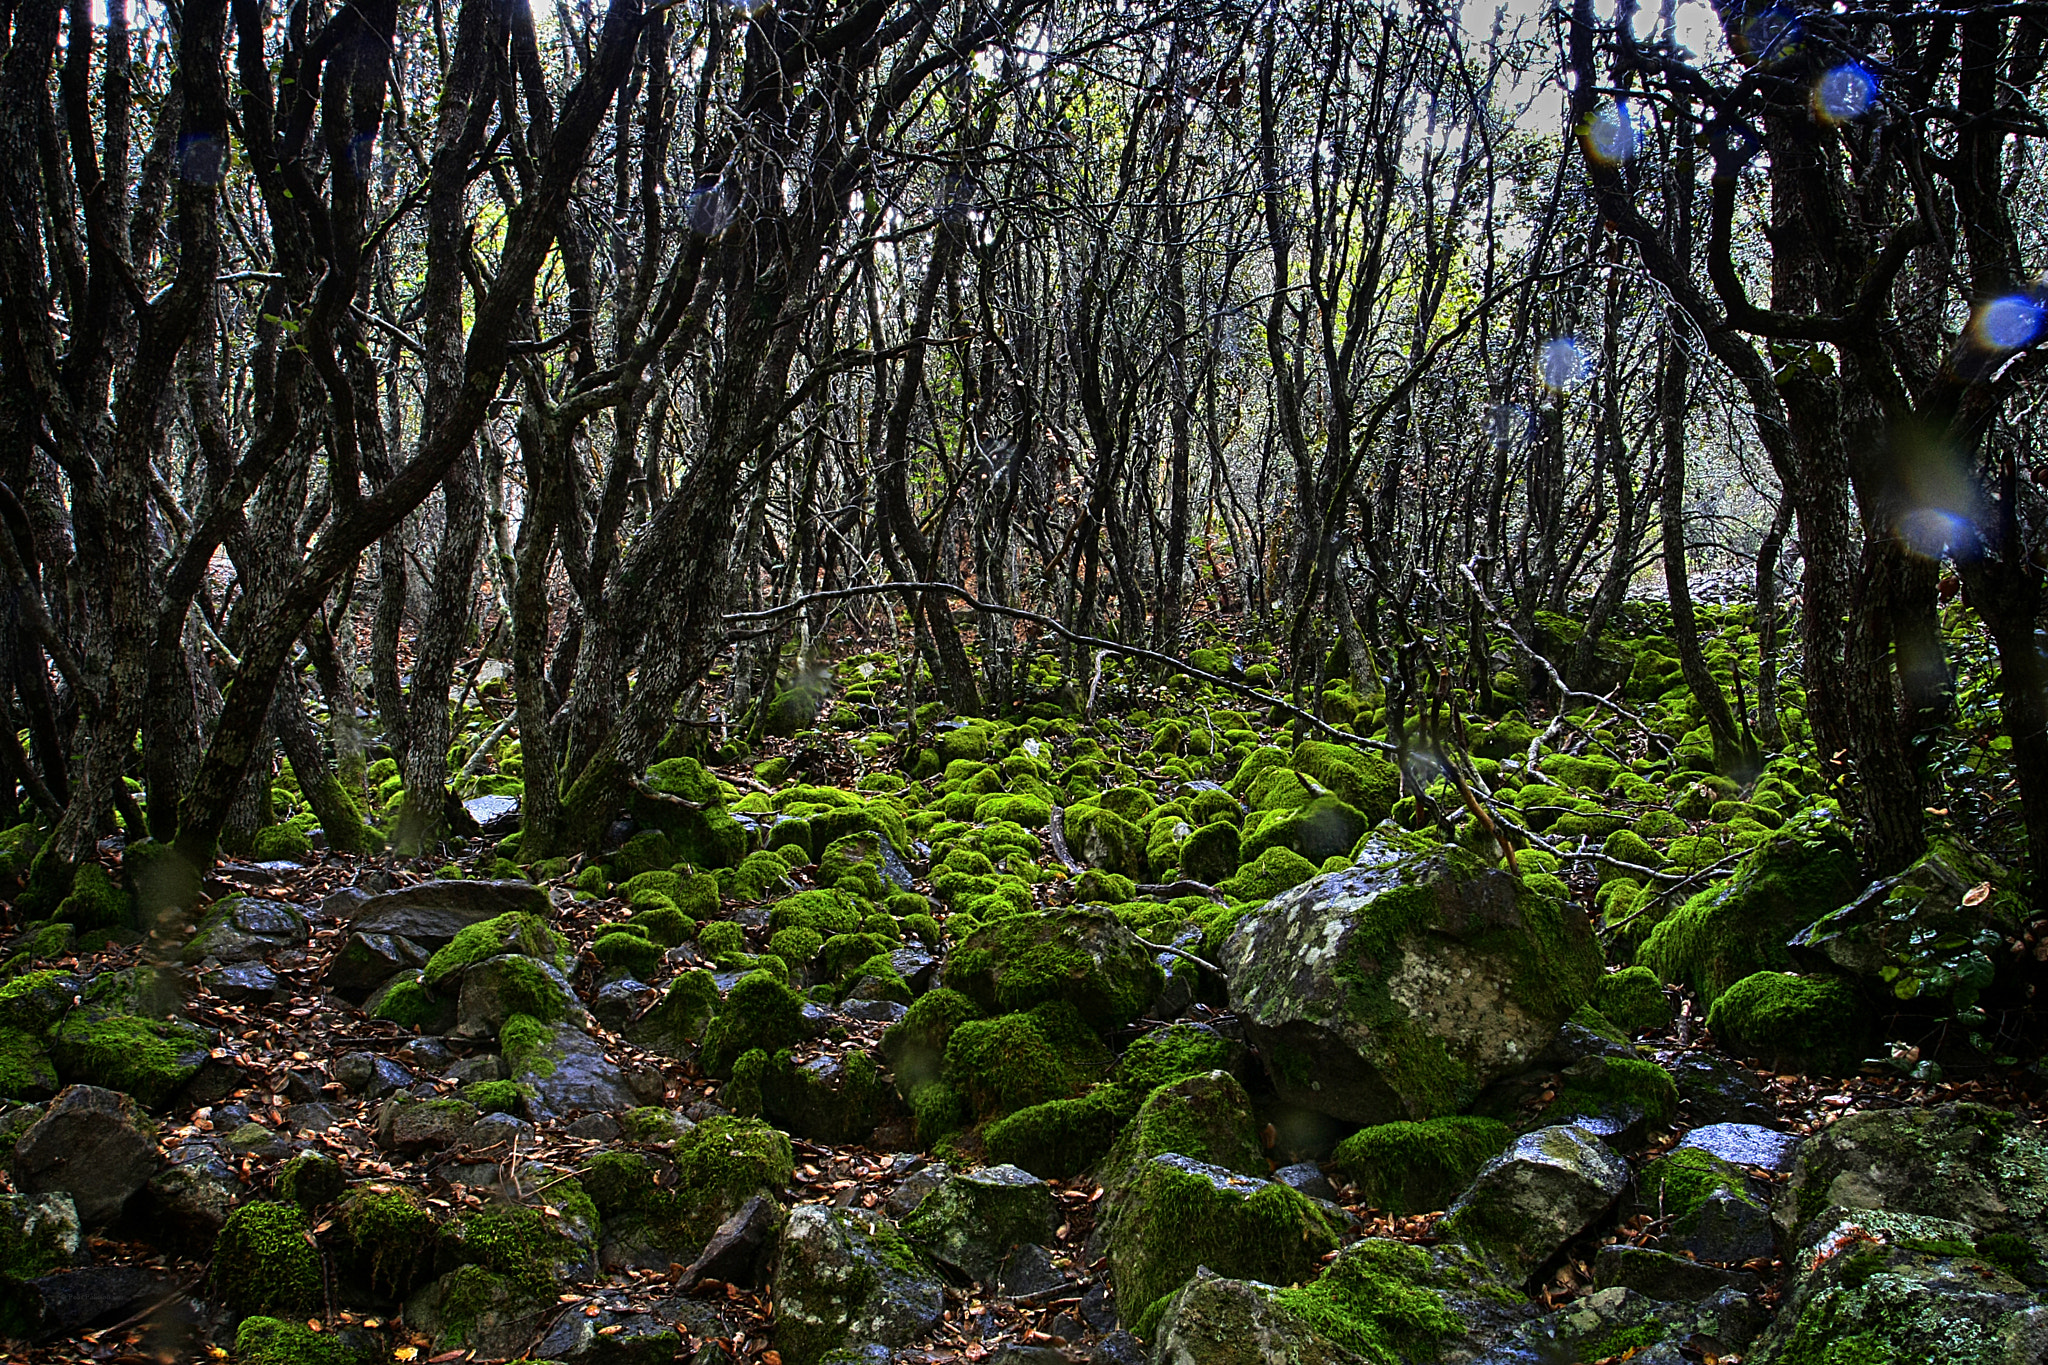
[211,1201,321,1317]
[1706,971,1870,1074]
[445,1203,565,1298]
[53,863,133,931]
[878,987,982,1096]
[337,1184,438,1296]
[1638,1147,1746,1224]
[464,1080,525,1114]
[48,1012,207,1107]
[371,973,444,1029]
[421,912,567,988]
[1638,805,1861,1005]
[272,1149,345,1209]
[1584,1324,1664,1358]
[1543,1055,1679,1129]
[700,969,806,1078]
[672,1115,794,1205]
[1111,1158,1340,1311]
[1216,844,1320,901]
[769,925,824,965]
[1113,1023,1240,1096]
[626,970,718,1054]
[942,910,1163,1034]
[1271,1240,1465,1365]
[945,1005,1104,1120]
[1290,741,1400,825]
[574,863,609,897]
[767,889,863,938]
[0,1025,57,1101]
[1330,1118,1512,1216]
[591,927,665,978]
[1102,1072,1266,1195]
[1592,966,1674,1035]
[232,1316,352,1365]
[500,1012,554,1077]
[984,1086,1138,1179]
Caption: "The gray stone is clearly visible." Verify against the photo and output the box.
[405,1264,556,1358]
[771,1205,945,1361]
[319,886,372,920]
[1666,1053,1775,1127]
[350,878,551,949]
[1221,840,1602,1125]
[464,795,521,836]
[445,1053,506,1086]
[203,960,279,1004]
[885,1162,950,1219]
[593,979,650,1031]
[13,1087,158,1225]
[461,1112,536,1153]
[329,931,430,999]
[995,1242,1069,1300]
[334,1051,414,1099]
[376,1095,481,1152]
[1773,1101,2048,1257]
[3,1264,163,1341]
[283,1102,339,1132]
[567,1113,622,1140]
[512,1021,637,1118]
[145,1149,242,1246]
[1593,1244,1763,1303]
[1088,1331,1145,1365]
[1678,1122,1801,1175]
[682,1194,782,1288]
[1273,1161,1339,1203]
[842,999,908,1024]
[182,895,310,963]
[1441,1125,1630,1280]
[900,1164,1056,1285]
[454,954,584,1037]
[532,1308,680,1362]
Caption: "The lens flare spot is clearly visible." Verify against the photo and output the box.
[1539,338,1592,392]
[1971,294,2047,352]
[1814,64,1876,125]
[1583,101,1639,167]
[1897,506,1971,559]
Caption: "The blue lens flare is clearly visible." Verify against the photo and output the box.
[1973,294,2047,352]
[1814,64,1876,125]
[1539,338,1592,391]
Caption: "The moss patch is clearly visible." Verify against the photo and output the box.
[1330,1117,1511,1216]
[211,1201,321,1317]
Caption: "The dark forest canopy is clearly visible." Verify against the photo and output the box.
[0,0,2044,917]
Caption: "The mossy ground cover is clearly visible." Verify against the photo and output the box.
[1,604,2039,1363]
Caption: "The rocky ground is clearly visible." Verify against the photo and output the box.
[0,624,2044,1365]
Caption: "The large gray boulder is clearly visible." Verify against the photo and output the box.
[12,1087,159,1225]
[1441,1125,1630,1280]
[1148,1269,1366,1365]
[771,1205,945,1365]
[508,1022,636,1119]
[1222,837,1602,1125]
[350,879,550,950]
[899,1164,1054,1285]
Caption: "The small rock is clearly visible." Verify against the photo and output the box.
[1148,1270,1358,1365]
[771,1205,944,1361]
[985,1347,1066,1365]
[462,1112,537,1153]
[182,895,310,964]
[454,954,584,1037]
[13,1087,159,1225]
[1592,1244,1762,1302]
[1667,1053,1775,1126]
[203,960,280,1004]
[3,1264,161,1341]
[318,886,372,920]
[350,878,551,950]
[328,931,430,999]
[1088,1330,1147,1365]
[532,1307,680,1362]
[282,1102,339,1133]
[397,1036,458,1070]
[464,794,521,836]
[145,1151,243,1246]
[1677,1122,1800,1175]
[842,999,908,1024]
[593,979,651,1031]
[682,1194,782,1288]
[511,1022,637,1118]
[377,1095,481,1152]
[901,1165,1056,1285]
[334,1051,414,1099]
[885,1162,950,1219]
[1442,1125,1630,1280]
[567,1113,622,1141]
[445,1053,506,1086]
[1272,1160,1339,1203]
[1077,1282,1119,1332]
[996,1242,1069,1300]
[0,1192,80,1279]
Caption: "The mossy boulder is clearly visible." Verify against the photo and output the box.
[1291,741,1400,826]
[1706,971,1871,1075]
[1112,1021,1245,1094]
[1638,804,1861,1006]
[1221,836,1602,1125]
[0,1028,57,1102]
[231,1316,353,1365]
[1100,1071,1266,1201]
[900,1164,1055,1284]
[624,970,719,1056]
[1790,835,2022,1012]
[772,1205,945,1365]
[1179,820,1242,886]
[1440,1125,1630,1280]
[1216,844,1320,902]
[877,988,983,1098]
[1064,805,1147,880]
[1590,966,1674,1036]
[700,969,809,1078]
[1108,1154,1340,1313]
[421,911,568,990]
[1242,796,1368,867]
[943,1002,1108,1121]
[211,1201,322,1318]
[941,909,1162,1035]
[48,1013,211,1108]
[982,1086,1135,1180]
[1330,1117,1512,1216]
[333,1183,438,1297]
[1634,1145,1773,1263]
[727,1047,892,1145]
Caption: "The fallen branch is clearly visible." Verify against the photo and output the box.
[1047,805,1083,872]
[1132,935,1222,976]
[1136,879,1227,904]
[725,581,1393,752]
[627,775,707,810]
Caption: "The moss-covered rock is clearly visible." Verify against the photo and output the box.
[700,969,808,1078]
[1707,971,1871,1075]
[1590,966,1674,1036]
[1222,836,1602,1126]
[48,1013,211,1108]
[1113,1022,1245,1095]
[1638,805,1861,1006]
[983,1086,1136,1180]
[941,909,1162,1035]
[1330,1117,1512,1216]
[211,1201,322,1318]
[1440,1125,1630,1280]
[272,1149,345,1209]
[231,1316,353,1365]
[52,863,134,932]
[1109,1154,1340,1312]
[0,1028,57,1102]
[335,1183,438,1297]
[772,1205,944,1365]
[944,1002,1107,1120]
[1291,741,1400,826]
[1216,845,1321,902]
[1100,1071,1267,1207]
[421,912,568,990]
[900,1164,1055,1284]
[727,1047,892,1145]
[1242,796,1368,867]
[624,969,719,1056]
[877,988,983,1099]
[1064,805,1147,880]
